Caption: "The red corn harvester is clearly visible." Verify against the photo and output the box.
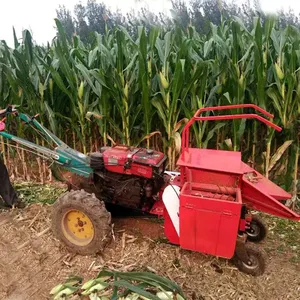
[0,104,299,276]
[161,104,299,276]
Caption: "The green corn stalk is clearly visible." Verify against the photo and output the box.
[0,17,299,197]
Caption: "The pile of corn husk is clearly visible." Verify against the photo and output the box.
[50,269,186,300]
[13,181,67,205]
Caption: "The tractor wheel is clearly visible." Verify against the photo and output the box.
[232,243,267,276]
[246,215,268,243]
[51,190,112,255]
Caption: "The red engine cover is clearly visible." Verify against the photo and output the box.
[102,146,166,178]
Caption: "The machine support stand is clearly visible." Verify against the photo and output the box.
[234,234,250,263]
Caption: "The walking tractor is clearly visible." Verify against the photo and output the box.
[0,104,299,276]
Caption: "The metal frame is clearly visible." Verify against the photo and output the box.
[181,104,282,154]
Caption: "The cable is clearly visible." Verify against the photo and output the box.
[156,171,180,199]
[29,124,54,148]
[2,141,55,163]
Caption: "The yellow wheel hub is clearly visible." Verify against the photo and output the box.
[62,210,94,246]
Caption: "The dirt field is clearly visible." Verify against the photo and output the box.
[0,201,300,300]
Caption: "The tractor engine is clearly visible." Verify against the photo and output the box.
[89,146,167,210]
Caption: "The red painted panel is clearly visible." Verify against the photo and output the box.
[179,206,196,250]
[102,146,166,178]
[179,182,242,258]
[163,207,180,245]
[177,148,244,174]
[149,200,164,216]
[216,213,240,257]
[195,209,220,255]
[242,178,300,220]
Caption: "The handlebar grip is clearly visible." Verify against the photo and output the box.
[0,105,18,119]
[0,121,5,132]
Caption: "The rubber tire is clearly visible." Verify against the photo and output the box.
[51,189,112,255]
[232,243,267,276]
[246,215,268,243]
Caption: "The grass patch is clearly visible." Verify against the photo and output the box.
[261,213,300,260]
[289,255,300,264]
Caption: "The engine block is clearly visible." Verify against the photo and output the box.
[89,146,167,211]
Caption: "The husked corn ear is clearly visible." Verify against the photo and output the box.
[125,293,140,299]
[82,279,97,290]
[81,282,107,295]
[50,284,64,295]
[53,287,76,300]
[90,283,107,292]
[156,291,174,299]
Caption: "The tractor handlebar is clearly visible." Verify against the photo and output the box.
[0,105,18,120]
[182,104,282,152]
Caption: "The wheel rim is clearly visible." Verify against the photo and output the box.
[247,222,260,238]
[62,210,94,246]
[242,254,259,270]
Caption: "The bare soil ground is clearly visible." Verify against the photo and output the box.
[0,203,299,300]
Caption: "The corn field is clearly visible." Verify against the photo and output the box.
[0,17,299,199]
